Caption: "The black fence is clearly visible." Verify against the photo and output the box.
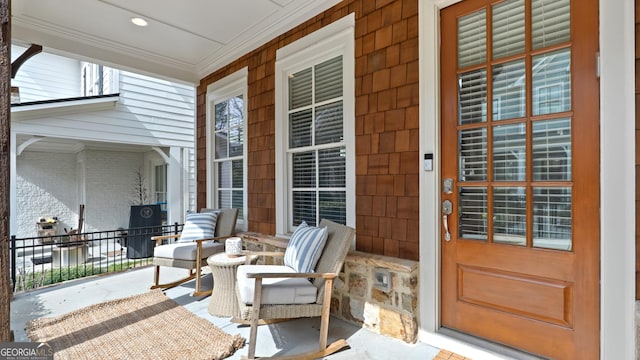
[10,223,183,293]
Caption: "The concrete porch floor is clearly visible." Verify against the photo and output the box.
[9,266,509,359]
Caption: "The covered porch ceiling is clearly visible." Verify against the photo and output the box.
[11,0,341,84]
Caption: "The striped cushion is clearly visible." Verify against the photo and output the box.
[177,212,218,243]
[283,221,328,273]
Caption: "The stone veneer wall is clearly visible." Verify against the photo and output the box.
[240,233,419,343]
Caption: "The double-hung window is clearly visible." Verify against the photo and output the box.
[207,69,248,228]
[276,15,355,234]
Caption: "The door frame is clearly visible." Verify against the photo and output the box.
[417,0,636,359]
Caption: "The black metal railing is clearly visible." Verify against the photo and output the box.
[10,223,183,293]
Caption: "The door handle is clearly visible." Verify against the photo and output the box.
[442,200,452,241]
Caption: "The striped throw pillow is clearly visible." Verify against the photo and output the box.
[178,212,218,242]
[284,221,328,273]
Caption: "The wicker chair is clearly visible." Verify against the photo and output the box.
[235,219,355,360]
[150,208,238,297]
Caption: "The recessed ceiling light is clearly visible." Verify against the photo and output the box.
[131,17,148,27]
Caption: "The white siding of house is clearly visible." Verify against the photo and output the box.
[10,52,197,237]
[11,45,80,102]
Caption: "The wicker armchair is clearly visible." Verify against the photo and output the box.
[150,208,238,297]
[235,219,355,359]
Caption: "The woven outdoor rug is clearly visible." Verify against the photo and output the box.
[26,290,245,360]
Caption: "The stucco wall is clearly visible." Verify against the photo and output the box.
[197,0,420,260]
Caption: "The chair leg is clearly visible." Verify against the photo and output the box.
[248,278,263,360]
[154,265,160,287]
[319,279,333,350]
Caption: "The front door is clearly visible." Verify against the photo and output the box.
[440,0,599,358]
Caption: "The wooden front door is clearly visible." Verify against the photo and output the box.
[440,0,599,358]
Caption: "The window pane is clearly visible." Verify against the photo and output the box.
[229,96,244,157]
[532,0,570,50]
[289,68,312,109]
[232,190,244,218]
[215,131,228,159]
[315,101,343,145]
[533,118,571,181]
[292,152,316,188]
[315,56,342,103]
[533,187,572,250]
[229,96,243,127]
[493,187,526,246]
[458,69,487,125]
[319,147,345,188]
[459,187,488,240]
[532,48,571,116]
[232,160,243,188]
[458,9,486,68]
[459,128,487,181]
[320,192,346,225]
[290,110,312,148]
[292,191,316,226]
[218,161,231,188]
[492,0,525,60]
[218,190,231,209]
[215,102,227,131]
[493,123,526,181]
[492,59,525,120]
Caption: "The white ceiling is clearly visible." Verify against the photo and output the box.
[11,0,341,84]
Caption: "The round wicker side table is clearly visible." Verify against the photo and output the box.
[207,252,246,317]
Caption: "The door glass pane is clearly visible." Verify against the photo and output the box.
[532,0,570,50]
[532,48,571,116]
[459,187,488,240]
[315,101,343,145]
[459,128,487,181]
[458,9,486,68]
[533,187,572,250]
[492,0,525,60]
[319,191,346,225]
[533,118,571,181]
[458,69,487,125]
[493,187,526,246]
[493,59,526,120]
[493,123,526,181]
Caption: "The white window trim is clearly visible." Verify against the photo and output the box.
[275,14,355,236]
[206,67,248,230]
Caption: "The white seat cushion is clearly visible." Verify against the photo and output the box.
[153,241,224,261]
[237,265,317,305]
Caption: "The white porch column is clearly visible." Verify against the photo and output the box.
[167,147,184,225]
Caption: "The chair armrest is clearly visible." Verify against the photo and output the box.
[194,235,233,243]
[151,233,180,246]
[245,272,337,280]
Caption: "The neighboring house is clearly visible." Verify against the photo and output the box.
[9,45,196,238]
